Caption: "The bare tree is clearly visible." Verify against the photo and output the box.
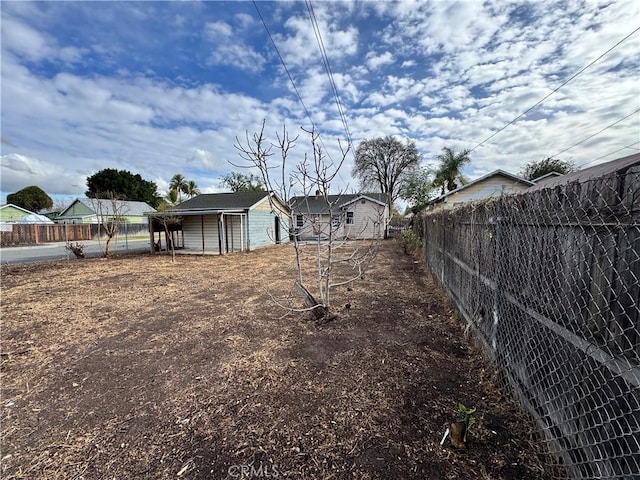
[90,194,128,257]
[353,136,420,219]
[235,122,380,321]
[150,205,182,263]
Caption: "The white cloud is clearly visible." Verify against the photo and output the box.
[366,51,394,70]
[207,44,266,74]
[1,153,86,195]
[204,21,232,39]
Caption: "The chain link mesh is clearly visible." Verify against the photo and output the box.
[416,164,639,479]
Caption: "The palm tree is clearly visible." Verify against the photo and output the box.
[432,147,471,195]
[184,180,200,198]
[164,188,179,206]
[169,174,188,202]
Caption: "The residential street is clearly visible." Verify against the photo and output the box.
[0,238,151,264]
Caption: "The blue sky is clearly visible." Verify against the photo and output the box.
[1,0,639,206]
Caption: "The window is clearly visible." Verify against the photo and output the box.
[296,215,304,227]
[346,211,354,224]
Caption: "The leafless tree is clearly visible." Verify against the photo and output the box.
[90,194,128,257]
[235,122,380,321]
[150,207,182,263]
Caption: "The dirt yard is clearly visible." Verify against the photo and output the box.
[1,240,553,479]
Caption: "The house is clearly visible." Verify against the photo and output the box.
[0,204,37,223]
[57,198,156,224]
[427,170,534,211]
[289,193,389,240]
[150,191,290,254]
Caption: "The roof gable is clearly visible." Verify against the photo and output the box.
[431,170,533,203]
[0,203,35,215]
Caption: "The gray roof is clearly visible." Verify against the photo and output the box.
[290,193,388,214]
[59,198,156,217]
[172,191,273,212]
[17,213,54,224]
[527,153,640,192]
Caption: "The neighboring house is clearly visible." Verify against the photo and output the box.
[289,193,389,240]
[151,191,290,254]
[527,153,640,192]
[0,204,36,223]
[427,170,534,211]
[57,198,156,224]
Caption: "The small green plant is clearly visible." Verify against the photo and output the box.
[399,229,422,254]
[456,403,476,442]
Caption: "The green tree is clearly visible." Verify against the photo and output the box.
[352,136,420,214]
[169,174,188,200]
[400,166,436,213]
[86,169,159,207]
[7,185,53,212]
[432,147,471,195]
[520,157,576,180]
[184,180,200,198]
[220,172,266,192]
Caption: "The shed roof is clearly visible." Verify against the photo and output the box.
[290,193,388,214]
[172,192,278,213]
[173,191,271,211]
[527,153,640,191]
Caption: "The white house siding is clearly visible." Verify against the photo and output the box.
[183,215,220,253]
[296,200,387,240]
[443,177,530,209]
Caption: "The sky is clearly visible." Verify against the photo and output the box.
[1,0,639,207]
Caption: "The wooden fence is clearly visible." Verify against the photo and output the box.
[0,223,149,246]
[415,164,640,479]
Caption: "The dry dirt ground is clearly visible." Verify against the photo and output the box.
[1,240,554,479]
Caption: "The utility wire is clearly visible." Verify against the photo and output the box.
[305,0,354,151]
[254,1,353,189]
[252,1,319,136]
[470,26,640,152]
[550,107,640,158]
[578,141,640,168]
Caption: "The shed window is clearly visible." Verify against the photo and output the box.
[346,212,354,224]
[296,215,304,227]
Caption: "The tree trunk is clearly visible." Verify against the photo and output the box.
[294,281,329,321]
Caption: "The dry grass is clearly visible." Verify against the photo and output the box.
[1,240,554,479]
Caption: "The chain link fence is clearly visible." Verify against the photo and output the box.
[415,163,639,479]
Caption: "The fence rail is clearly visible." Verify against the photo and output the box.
[0,223,149,246]
[416,164,639,479]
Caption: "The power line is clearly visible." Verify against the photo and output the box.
[305,0,354,151]
[253,1,354,190]
[550,107,640,158]
[252,1,319,136]
[470,26,640,152]
[578,141,640,168]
